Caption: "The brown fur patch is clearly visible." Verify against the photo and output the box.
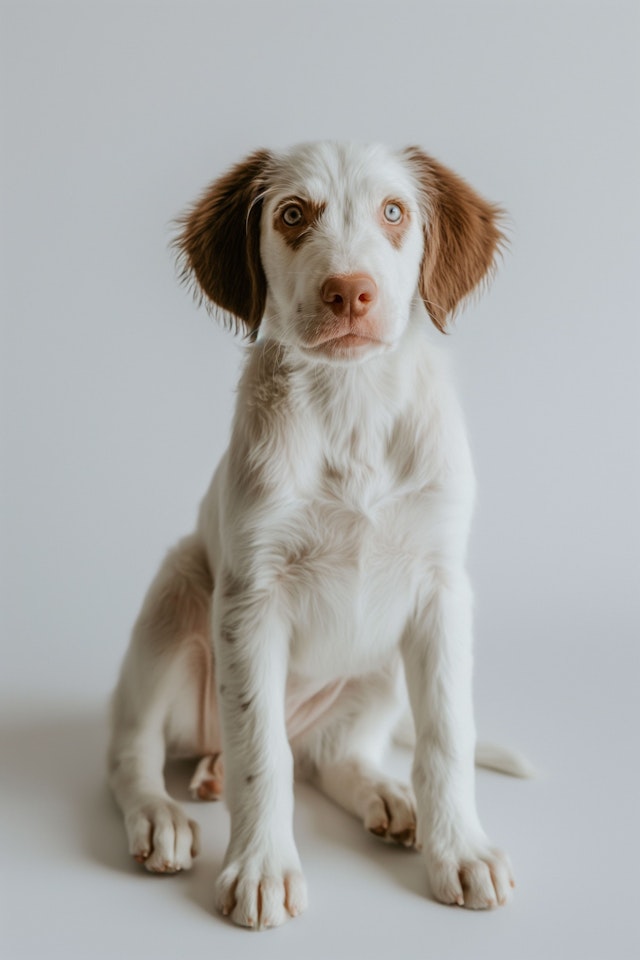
[174,151,272,338]
[137,536,213,649]
[273,197,326,250]
[404,147,506,332]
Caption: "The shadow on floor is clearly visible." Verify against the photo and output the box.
[0,701,429,916]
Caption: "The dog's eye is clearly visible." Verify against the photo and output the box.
[282,205,304,226]
[383,202,403,224]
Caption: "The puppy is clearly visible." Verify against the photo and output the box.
[109,141,521,929]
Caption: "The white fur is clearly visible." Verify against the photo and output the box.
[109,141,520,929]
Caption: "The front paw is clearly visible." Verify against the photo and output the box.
[216,848,307,929]
[125,799,199,874]
[426,843,514,909]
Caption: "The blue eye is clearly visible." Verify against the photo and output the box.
[383,202,403,224]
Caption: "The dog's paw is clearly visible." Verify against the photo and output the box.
[189,752,224,801]
[125,799,199,873]
[363,778,417,848]
[215,851,307,929]
[427,844,514,909]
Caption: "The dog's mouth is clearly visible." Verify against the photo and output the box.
[301,332,387,358]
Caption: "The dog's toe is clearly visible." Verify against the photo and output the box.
[363,779,417,848]
[126,800,199,873]
[216,857,307,929]
[428,846,514,909]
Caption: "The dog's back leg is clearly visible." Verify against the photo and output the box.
[294,660,417,848]
[108,534,217,872]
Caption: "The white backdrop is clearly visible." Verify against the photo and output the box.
[2,2,639,958]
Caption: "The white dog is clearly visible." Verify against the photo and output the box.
[109,141,528,929]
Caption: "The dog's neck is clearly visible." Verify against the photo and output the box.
[234,306,442,501]
[260,308,429,436]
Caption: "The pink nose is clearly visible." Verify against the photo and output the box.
[321,274,378,319]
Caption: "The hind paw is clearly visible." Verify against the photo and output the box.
[363,778,417,848]
[189,752,224,801]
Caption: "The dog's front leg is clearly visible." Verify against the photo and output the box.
[402,568,514,909]
[213,571,306,929]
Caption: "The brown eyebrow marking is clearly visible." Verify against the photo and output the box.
[273,197,327,250]
[380,199,411,249]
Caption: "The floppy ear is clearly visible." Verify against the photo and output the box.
[404,147,506,332]
[175,150,272,339]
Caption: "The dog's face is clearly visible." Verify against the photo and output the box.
[176,141,504,363]
[259,142,425,363]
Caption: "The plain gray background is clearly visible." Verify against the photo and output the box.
[1,1,639,958]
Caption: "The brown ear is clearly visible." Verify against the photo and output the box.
[404,147,506,332]
[175,150,272,339]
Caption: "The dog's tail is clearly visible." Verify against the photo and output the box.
[393,711,535,779]
[474,741,536,778]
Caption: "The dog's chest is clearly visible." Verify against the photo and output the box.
[286,458,430,681]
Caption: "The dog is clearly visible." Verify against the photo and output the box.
[108,141,526,930]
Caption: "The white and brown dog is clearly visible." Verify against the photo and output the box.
[108,141,528,929]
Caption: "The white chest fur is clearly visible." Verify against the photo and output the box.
[206,331,473,682]
[284,491,435,682]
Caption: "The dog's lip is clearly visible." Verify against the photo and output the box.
[303,333,383,351]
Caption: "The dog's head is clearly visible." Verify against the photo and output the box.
[176,142,505,363]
